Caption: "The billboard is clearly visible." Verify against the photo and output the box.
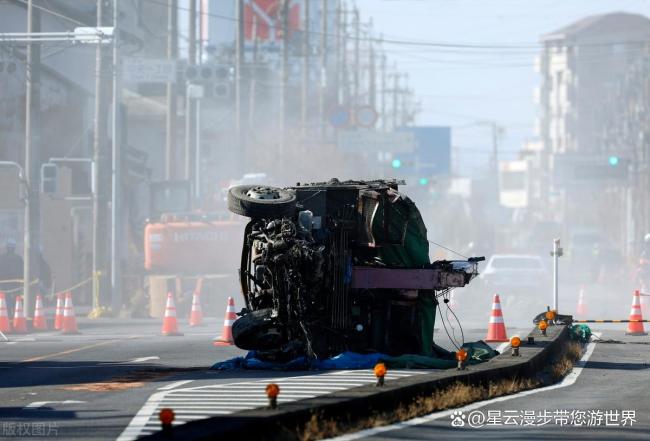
[244,0,301,43]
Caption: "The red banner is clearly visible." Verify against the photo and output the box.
[244,0,301,43]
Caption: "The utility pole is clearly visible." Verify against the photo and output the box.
[380,51,387,132]
[341,7,349,105]
[165,0,178,180]
[23,0,41,314]
[335,1,343,105]
[491,121,499,175]
[185,0,196,181]
[110,0,122,314]
[301,0,310,138]
[235,0,244,174]
[93,0,110,310]
[368,37,376,111]
[280,0,289,155]
[318,0,328,139]
[353,8,359,107]
[392,71,399,130]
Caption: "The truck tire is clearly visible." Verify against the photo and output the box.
[232,308,286,350]
[227,185,296,218]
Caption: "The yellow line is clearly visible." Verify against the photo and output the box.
[22,337,136,363]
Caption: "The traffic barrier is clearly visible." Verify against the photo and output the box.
[54,293,64,330]
[189,291,203,327]
[12,295,28,334]
[485,294,508,342]
[161,292,183,336]
[61,292,81,334]
[32,294,48,331]
[0,292,11,333]
[573,319,650,323]
[576,286,587,317]
[626,290,647,336]
[213,297,236,346]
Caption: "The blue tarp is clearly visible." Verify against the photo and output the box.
[211,341,499,371]
[211,351,390,371]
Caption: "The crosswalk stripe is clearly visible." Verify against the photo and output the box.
[118,369,434,440]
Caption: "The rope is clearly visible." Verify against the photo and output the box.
[573,319,650,323]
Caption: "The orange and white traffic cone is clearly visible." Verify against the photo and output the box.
[639,284,648,317]
[32,294,48,331]
[576,286,587,318]
[61,292,81,335]
[0,292,11,333]
[54,293,64,330]
[626,290,647,336]
[189,291,203,327]
[213,297,236,346]
[485,294,508,342]
[161,292,183,336]
[12,295,28,334]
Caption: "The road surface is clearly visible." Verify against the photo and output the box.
[329,328,650,441]
[0,316,514,440]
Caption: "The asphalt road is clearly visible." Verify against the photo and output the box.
[330,328,650,441]
[0,314,520,441]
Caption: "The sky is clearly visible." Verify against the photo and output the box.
[355,0,650,175]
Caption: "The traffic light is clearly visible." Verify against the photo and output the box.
[418,177,429,186]
[608,155,619,166]
[40,163,58,194]
[391,159,402,169]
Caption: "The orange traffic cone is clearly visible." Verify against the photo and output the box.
[576,286,587,317]
[32,294,48,331]
[0,292,11,333]
[639,284,648,317]
[213,297,236,346]
[12,295,28,334]
[485,294,508,342]
[54,293,64,330]
[626,290,647,336]
[189,291,203,327]
[161,292,183,336]
[61,292,80,335]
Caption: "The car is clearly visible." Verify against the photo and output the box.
[226,178,483,360]
[480,254,549,291]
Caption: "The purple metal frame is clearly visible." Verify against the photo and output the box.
[351,266,466,290]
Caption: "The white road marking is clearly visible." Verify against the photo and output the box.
[24,400,86,409]
[117,369,431,441]
[157,380,193,391]
[325,333,602,441]
[128,356,160,363]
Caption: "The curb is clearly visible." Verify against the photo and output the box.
[142,325,569,440]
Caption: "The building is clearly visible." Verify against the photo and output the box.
[535,12,650,255]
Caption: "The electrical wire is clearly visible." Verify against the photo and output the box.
[139,0,650,54]
[427,239,468,259]
[13,0,86,26]
[445,297,465,348]
[437,297,461,351]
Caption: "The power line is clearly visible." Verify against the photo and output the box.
[13,0,86,26]
[139,0,650,53]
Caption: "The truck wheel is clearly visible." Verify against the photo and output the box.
[232,308,286,350]
[227,185,296,218]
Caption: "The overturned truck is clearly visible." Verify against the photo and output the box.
[227,179,483,360]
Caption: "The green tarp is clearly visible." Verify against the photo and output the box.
[385,341,500,369]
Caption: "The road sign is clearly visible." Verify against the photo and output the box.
[337,130,416,153]
[355,106,378,128]
[329,106,352,129]
[123,59,177,83]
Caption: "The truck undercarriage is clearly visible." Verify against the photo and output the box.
[228,179,483,360]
